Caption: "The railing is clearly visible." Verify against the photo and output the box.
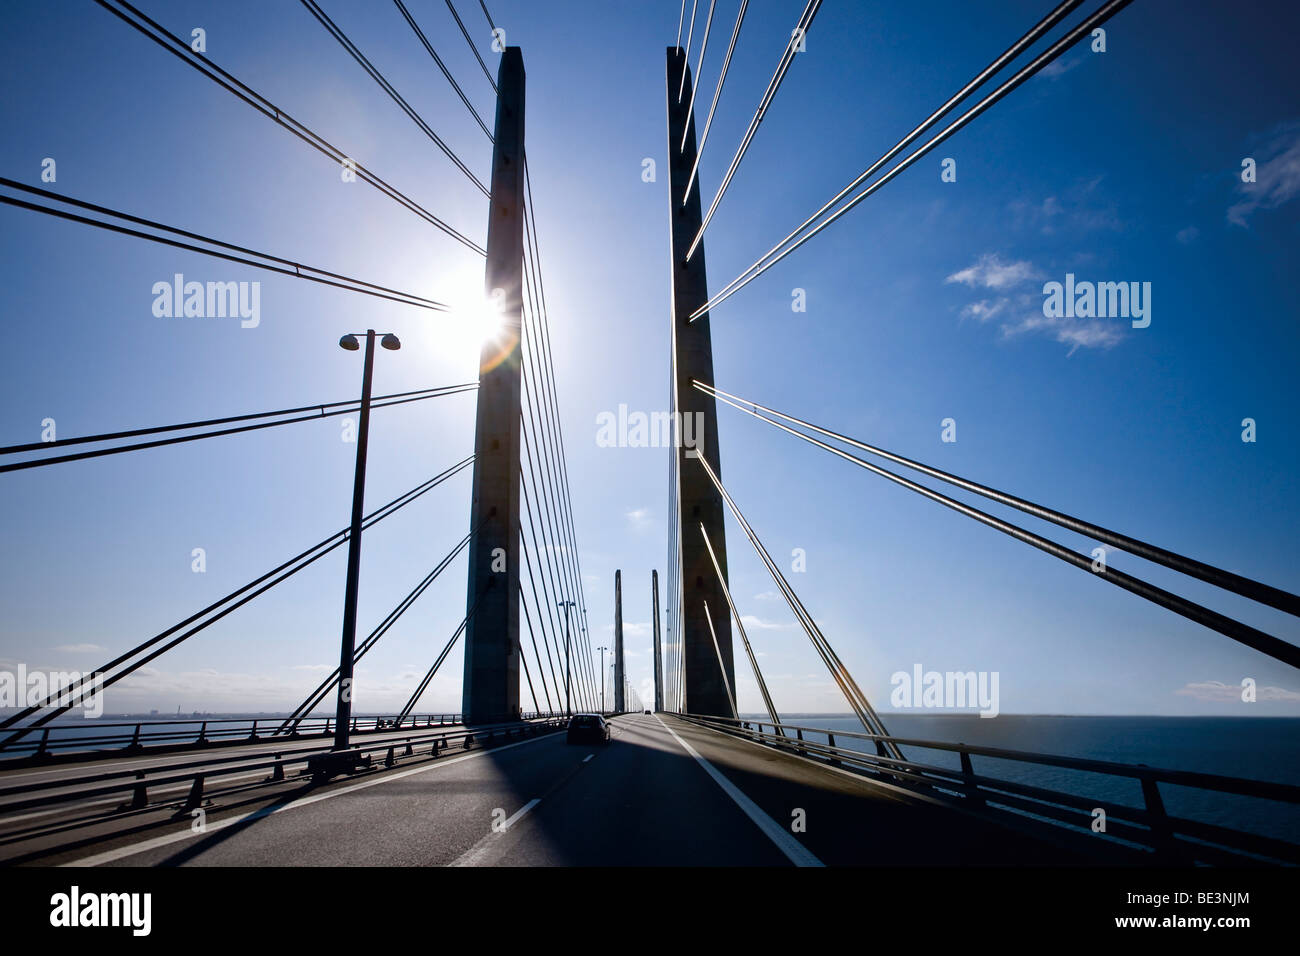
[0,718,569,820]
[676,713,1300,865]
[0,711,575,761]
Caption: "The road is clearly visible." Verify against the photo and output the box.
[1,714,1086,866]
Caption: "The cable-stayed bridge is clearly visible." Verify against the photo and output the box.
[1,0,1298,874]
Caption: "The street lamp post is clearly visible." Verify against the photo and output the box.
[596,646,608,714]
[558,600,575,715]
[331,329,400,757]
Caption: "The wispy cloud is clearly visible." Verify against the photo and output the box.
[959,298,1010,323]
[740,615,797,631]
[1007,176,1123,235]
[1228,122,1300,226]
[945,253,1040,290]
[1040,54,1083,80]
[53,643,106,654]
[1000,312,1125,354]
[1176,680,1300,703]
[949,254,1125,353]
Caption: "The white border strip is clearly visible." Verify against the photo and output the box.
[655,715,823,867]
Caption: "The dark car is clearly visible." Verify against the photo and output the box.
[644,710,652,715]
[566,714,610,745]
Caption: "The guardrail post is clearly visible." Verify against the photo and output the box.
[826,732,841,767]
[323,718,332,737]
[1140,773,1183,860]
[127,723,141,752]
[384,746,395,768]
[796,727,806,755]
[960,749,984,805]
[197,721,208,745]
[36,727,50,759]
[248,719,259,741]
[181,775,204,813]
[404,740,413,757]
[123,770,147,811]
[463,733,474,750]
[270,755,284,782]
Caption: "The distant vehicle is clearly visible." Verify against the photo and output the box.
[644,709,652,715]
[566,713,610,745]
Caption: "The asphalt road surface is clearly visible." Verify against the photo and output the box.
[2,714,1084,866]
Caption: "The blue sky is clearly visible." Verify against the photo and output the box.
[1,0,1298,718]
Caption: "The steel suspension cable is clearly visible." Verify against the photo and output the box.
[679,0,718,149]
[691,0,1133,317]
[521,409,592,709]
[519,625,543,716]
[700,522,780,724]
[392,0,493,140]
[520,595,556,713]
[0,179,451,312]
[1,383,474,458]
[679,0,701,102]
[299,0,489,196]
[94,0,485,255]
[280,529,474,731]
[693,0,1082,309]
[698,382,1300,618]
[705,391,1300,671]
[398,586,485,721]
[686,0,822,257]
[524,236,596,700]
[521,283,595,706]
[519,478,568,701]
[1,385,476,474]
[0,457,474,741]
[521,163,598,700]
[693,452,902,755]
[682,0,749,194]
[702,600,738,718]
[445,0,496,91]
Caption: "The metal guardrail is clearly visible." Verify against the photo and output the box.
[0,711,574,760]
[0,718,569,819]
[676,713,1300,865]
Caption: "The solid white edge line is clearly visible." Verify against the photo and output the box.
[654,714,823,867]
[60,732,561,867]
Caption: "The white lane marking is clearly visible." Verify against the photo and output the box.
[61,732,560,867]
[583,754,594,763]
[502,797,540,830]
[654,715,823,868]
[448,798,540,867]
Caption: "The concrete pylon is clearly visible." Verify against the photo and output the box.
[614,570,625,713]
[462,48,525,724]
[665,47,735,717]
[652,569,663,713]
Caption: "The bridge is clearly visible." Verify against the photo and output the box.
[1,0,1298,890]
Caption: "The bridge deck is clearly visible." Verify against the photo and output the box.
[2,715,1097,866]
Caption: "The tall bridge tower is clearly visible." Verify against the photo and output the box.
[666,47,735,717]
[614,569,625,712]
[462,48,526,723]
